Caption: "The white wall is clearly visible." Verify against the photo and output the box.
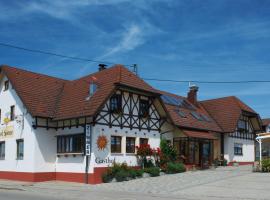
[0,76,36,172]
[224,134,255,162]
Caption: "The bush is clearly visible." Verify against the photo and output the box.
[135,169,144,177]
[262,159,270,172]
[115,170,130,182]
[102,169,114,183]
[160,139,177,167]
[128,169,137,179]
[165,162,186,174]
[144,167,160,177]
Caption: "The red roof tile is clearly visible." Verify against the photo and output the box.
[158,90,222,132]
[200,96,258,133]
[1,65,158,120]
[262,118,270,126]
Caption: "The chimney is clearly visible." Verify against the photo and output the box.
[187,84,199,105]
[98,64,107,71]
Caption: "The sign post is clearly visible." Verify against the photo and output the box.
[85,124,92,184]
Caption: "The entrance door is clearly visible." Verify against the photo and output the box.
[200,142,211,169]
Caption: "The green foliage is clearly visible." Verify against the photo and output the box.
[102,162,144,183]
[144,167,160,177]
[262,159,270,172]
[135,169,144,177]
[115,170,130,182]
[160,139,177,167]
[165,162,186,174]
[102,169,114,183]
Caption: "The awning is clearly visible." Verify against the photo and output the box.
[183,130,218,140]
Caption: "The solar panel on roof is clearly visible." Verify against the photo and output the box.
[161,95,196,111]
[190,111,203,121]
[201,114,212,122]
[175,109,186,118]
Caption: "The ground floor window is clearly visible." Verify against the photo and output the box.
[111,136,122,153]
[126,137,135,153]
[234,143,243,156]
[16,139,24,160]
[0,142,5,160]
[57,134,84,154]
[139,138,148,145]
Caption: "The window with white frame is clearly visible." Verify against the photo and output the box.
[0,142,5,160]
[234,143,243,156]
[111,136,122,153]
[16,139,24,160]
[126,137,135,153]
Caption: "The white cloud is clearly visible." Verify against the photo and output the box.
[100,24,144,58]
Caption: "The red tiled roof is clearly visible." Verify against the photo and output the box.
[183,130,218,140]
[158,90,222,132]
[1,65,158,120]
[1,65,67,118]
[200,96,258,133]
[262,118,270,126]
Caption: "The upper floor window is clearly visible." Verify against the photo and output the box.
[110,94,122,113]
[0,142,5,160]
[57,134,85,154]
[4,81,9,91]
[139,99,149,118]
[10,105,15,121]
[238,120,247,130]
[16,139,24,160]
[234,143,243,156]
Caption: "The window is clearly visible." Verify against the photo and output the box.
[111,136,122,153]
[110,94,122,113]
[176,109,186,118]
[238,120,246,130]
[0,142,5,160]
[57,134,84,154]
[234,143,243,156]
[139,99,149,118]
[139,138,148,145]
[4,81,9,91]
[10,105,15,121]
[126,137,135,153]
[16,139,24,160]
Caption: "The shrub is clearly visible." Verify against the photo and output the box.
[115,170,130,182]
[135,169,144,177]
[102,169,114,183]
[262,158,270,172]
[144,167,160,177]
[128,169,137,179]
[165,162,186,174]
[160,139,177,167]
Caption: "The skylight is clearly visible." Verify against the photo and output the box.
[175,109,186,118]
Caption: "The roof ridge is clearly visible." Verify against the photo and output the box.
[1,65,68,82]
[199,96,235,103]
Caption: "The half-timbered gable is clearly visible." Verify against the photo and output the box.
[95,89,161,131]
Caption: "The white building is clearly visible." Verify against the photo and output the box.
[0,64,262,184]
[0,64,166,184]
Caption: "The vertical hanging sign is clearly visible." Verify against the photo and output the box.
[85,124,91,156]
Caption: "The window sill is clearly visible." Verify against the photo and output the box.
[126,153,136,156]
[111,153,124,156]
[234,154,243,156]
[57,153,84,157]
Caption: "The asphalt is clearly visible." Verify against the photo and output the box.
[0,165,269,200]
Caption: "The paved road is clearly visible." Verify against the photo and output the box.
[0,165,270,200]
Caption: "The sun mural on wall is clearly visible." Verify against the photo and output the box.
[96,135,108,151]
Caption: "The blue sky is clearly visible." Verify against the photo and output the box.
[0,0,269,118]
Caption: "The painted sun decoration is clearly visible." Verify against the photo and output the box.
[96,135,108,151]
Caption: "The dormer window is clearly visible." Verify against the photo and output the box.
[4,81,9,91]
[139,99,149,118]
[110,94,122,113]
[89,82,97,97]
